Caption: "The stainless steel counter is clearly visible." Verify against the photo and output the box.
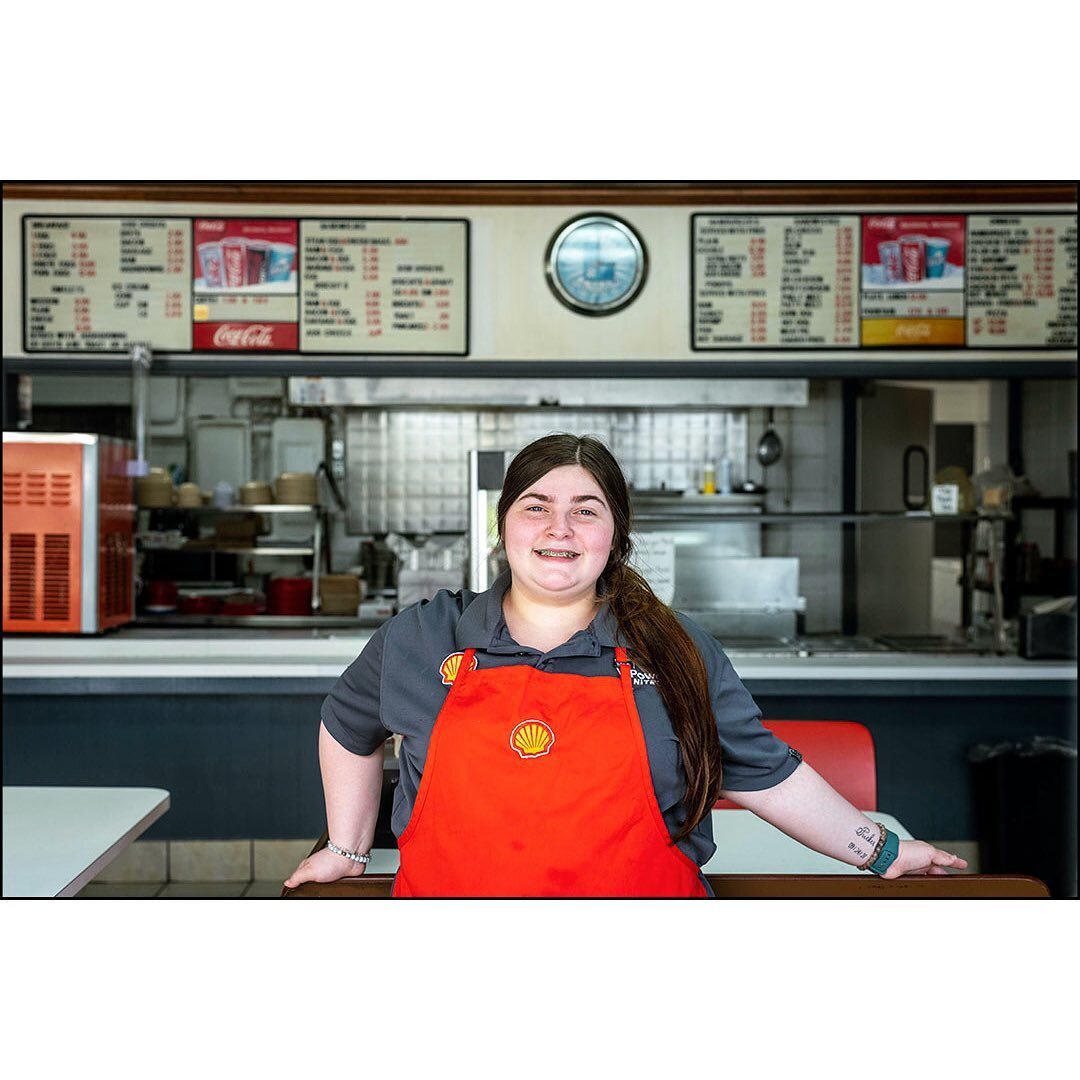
[4,629,1075,682]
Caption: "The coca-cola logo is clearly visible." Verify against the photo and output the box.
[212,324,276,348]
[200,220,226,233]
[867,217,896,231]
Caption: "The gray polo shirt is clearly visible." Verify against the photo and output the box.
[322,571,802,867]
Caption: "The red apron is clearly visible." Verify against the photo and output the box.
[393,647,707,898]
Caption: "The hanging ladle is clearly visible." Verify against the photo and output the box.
[757,407,784,467]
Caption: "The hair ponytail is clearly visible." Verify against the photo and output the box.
[604,563,722,841]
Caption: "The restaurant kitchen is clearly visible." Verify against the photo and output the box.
[2,183,1076,896]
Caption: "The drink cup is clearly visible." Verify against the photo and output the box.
[925,236,951,279]
[878,240,903,284]
[197,242,225,288]
[221,237,247,288]
[899,234,926,282]
[245,240,269,285]
[266,243,296,283]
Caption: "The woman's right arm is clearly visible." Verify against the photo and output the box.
[283,722,385,887]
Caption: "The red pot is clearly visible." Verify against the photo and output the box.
[267,577,313,616]
[145,580,178,611]
[221,598,265,616]
[178,594,222,616]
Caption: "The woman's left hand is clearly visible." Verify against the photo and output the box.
[881,840,969,878]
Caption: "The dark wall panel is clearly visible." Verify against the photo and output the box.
[3,694,326,840]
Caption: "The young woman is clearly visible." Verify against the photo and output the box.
[286,433,966,897]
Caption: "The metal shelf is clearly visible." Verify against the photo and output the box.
[208,546,315,556]
[138,504,319,514]
[633,511,981,524]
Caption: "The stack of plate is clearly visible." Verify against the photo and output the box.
[275,472,317,505]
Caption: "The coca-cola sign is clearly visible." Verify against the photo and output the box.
[194,322,298,351]
[213,324,276,348]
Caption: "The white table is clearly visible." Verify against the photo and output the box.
[3,786,170,898]
[700,810,912,875]
[359,810,913,876]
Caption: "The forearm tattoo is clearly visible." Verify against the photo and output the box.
[848,824,881,862]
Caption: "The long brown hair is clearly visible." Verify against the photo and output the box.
[496,433,722,841]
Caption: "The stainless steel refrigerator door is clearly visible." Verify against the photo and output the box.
[857,384,933,636]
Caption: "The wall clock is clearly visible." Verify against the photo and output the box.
[545,214,647,315]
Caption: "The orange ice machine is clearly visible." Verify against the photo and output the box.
[3,432,135,633]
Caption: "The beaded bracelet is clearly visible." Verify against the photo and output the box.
[326,839,371,865]
[857,823,888,871]
[867,829,900,876]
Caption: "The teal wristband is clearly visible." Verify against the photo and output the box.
[868,829,900,875]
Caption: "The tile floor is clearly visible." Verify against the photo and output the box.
[75,838,315,899]
[74,838,982,898]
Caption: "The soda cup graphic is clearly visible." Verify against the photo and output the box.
[197,242,225,288]
[245,240,269,285]
[221,236,247,288]
[878,240,903,284]
[925,236,951,279]
[899,235,926,282]
[266,243,296,283]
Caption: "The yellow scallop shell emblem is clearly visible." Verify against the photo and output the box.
[510,720,555,759]
[439,651,477,686]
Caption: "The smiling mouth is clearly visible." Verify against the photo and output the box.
[534,549,580,559]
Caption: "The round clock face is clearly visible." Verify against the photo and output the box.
[545,214,647,315]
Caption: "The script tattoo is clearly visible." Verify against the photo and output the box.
[848,842,869,859]
[856,825,876,841]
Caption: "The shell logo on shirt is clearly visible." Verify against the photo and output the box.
[439,651,478,686]
[510,720,555,759]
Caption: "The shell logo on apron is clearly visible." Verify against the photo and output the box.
[439,651,478,685]
[509,720,555,759]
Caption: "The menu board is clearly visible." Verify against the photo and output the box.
[860,215,967,346]
[23,216,192,352]
[692,214,859,348]
[299,218,468,354]
[966,214,1078,347]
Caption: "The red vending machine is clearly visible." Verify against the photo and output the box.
[3,432,135,633]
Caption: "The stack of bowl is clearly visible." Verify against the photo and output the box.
[239,481,274,506]
[135,468,174,508]
[176,482,203,508]
[275,472,318,506]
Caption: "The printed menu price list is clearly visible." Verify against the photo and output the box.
[300,219,468,354]
[693,214,858,349]
[23,217,192,352]
[966,215,1077,347]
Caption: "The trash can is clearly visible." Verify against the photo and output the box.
[969,736,1078,898]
